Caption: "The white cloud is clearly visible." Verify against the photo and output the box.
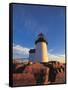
[49,49,54,53]
[48,53,65,63]
[13,44,65,63]
[48,48,65,63]
[13,44,30,59]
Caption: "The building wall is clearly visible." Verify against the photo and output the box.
[29,53,35,62]
[35,42,48,62]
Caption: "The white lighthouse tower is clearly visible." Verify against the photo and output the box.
[35,33,48,63]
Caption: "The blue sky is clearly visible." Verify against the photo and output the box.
[12,4,65,60]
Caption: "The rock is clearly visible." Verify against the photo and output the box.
[13,73,36,86]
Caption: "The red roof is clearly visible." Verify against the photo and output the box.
[38,32,43,36]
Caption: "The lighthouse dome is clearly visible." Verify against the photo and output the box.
[35,33,48,45]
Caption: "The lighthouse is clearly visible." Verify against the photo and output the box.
[35,33,48,62]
